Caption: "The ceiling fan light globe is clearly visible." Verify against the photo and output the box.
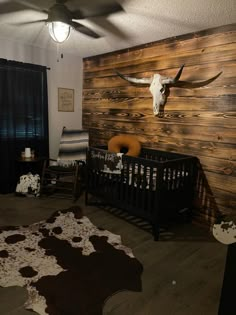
[48,21,71,43]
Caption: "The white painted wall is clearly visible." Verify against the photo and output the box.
[0,38,83,158]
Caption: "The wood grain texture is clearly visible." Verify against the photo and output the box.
[83,23,236,226]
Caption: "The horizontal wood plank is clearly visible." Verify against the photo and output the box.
[84,25,236,70]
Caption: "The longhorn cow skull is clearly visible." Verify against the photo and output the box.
[115,65,222,117]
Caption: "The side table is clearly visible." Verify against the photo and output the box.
[16,157,45,177]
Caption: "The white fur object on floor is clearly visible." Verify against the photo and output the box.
[213,221,236,245]
[16,173,40,196]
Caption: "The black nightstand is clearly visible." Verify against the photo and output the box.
[16,157,44,177]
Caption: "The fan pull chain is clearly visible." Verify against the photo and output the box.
[57,43,59,62]
[56,44,64,62]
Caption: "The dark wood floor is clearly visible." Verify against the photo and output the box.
[0,193,227,315]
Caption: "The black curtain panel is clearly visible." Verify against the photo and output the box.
[0,59,49,193]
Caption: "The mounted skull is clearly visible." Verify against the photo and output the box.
[115,65,222,117]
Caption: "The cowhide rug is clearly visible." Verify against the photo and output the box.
[0,206,143,315]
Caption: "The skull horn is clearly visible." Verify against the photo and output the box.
[161,64,185,84]
[114,70,152,84]
[174,71,223,88]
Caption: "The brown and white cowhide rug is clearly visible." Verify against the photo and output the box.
[0,206,143,315]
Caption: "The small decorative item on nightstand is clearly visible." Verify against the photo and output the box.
[25,147,31,158]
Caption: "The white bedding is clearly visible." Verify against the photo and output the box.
[124,164,188,190]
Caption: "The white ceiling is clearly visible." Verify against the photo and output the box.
[0,0,235,58]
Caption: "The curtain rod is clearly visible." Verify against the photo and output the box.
[0,65,51,71]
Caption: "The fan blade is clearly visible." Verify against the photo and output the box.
[70,21,101,38]
[56,0,68,3]
[0,1,31,14]
[14,0,48,14]
[88,18,128,39]
[71,2,123,19]
[11,19,47,26]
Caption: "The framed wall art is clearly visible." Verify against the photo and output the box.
[58,88,74,112]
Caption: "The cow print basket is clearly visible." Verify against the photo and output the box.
[16,173,40,197]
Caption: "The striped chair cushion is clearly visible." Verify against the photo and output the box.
[57,128,89,166]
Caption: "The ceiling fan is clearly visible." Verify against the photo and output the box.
[0,0,124,42]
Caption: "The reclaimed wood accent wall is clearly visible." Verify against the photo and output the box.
[83,24,236,227]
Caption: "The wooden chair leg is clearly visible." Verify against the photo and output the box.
[153,223,160,241]
[40,160,47,196]
[72,164,80,202]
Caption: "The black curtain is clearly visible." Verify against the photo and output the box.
[0,59,49,193]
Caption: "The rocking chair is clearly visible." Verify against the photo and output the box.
[40,128,89,201]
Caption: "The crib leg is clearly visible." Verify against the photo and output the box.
[153,224,160,241]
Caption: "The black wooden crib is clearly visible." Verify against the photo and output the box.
[85,146,198,240]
